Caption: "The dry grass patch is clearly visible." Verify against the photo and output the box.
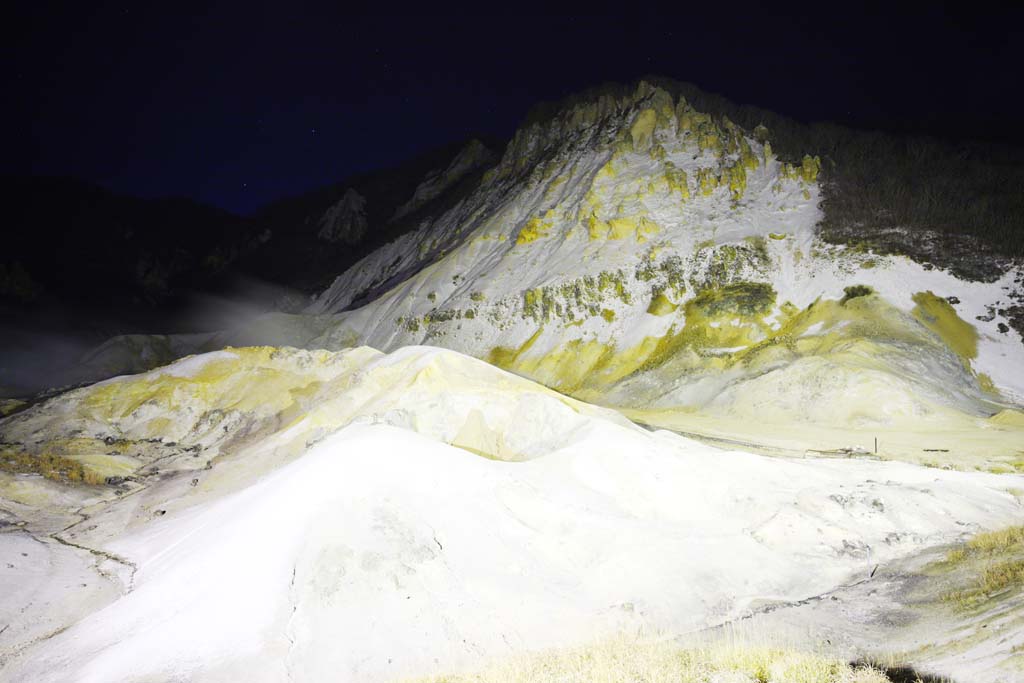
[0,446,106,485]
[410,635,896,683]
[942,525,1024,610]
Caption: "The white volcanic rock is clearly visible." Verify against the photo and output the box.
[56,82,1024,465]
[189,81,1024,466]
[1,346,1022,682]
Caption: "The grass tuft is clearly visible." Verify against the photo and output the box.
[410,635,900,683]
[0,446,106,485]
[841,285,874,305]
[941,525,1024,610]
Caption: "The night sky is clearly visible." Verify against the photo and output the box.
[7,3,1024,214]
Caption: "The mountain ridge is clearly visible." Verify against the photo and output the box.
[4,78,1024,423]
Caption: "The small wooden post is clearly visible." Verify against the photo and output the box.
[874,437,878,454]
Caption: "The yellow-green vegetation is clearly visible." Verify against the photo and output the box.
[702,239,771,287]
[949,526,1024,562]
[911,291,978,361]
[492,281,778,398]
[632,282,777,371]
[0,432,144,486]
[940,526,1024,611]
[647,291,679,316]
[801,154,822,182]
[491,279,1008,427]
[528,80,1022,264]
[775,155,822,185]
[694,282,774,317]
[399,305,479,332]
[633,253,685,289]
[519,269,633,323]
[411,635,892,683]
[841,285,873,304]
[0,445,106,485]
[744,290,962,373]
[0,398,28,417]
[469,291,486,302]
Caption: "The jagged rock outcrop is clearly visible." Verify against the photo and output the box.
[316,188,368,243]
[392,139,494,220]
[278,82,1023,463]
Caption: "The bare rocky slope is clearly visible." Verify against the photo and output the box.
[2,79,1023,683]
[79,79,1022,469]
[2,346,1022,681]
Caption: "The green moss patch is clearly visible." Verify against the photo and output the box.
[1,446,106,486]
[841,285,873,304]
[647,292,678,316]
[690,282,775,318]
[0,398,28,417]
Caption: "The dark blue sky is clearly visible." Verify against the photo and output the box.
[7,3,1023,214]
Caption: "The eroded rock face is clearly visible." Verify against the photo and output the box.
[317,188,368,244]
[39,81,1024,450]
[290,82,1024,452]
[0,346,623,492]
